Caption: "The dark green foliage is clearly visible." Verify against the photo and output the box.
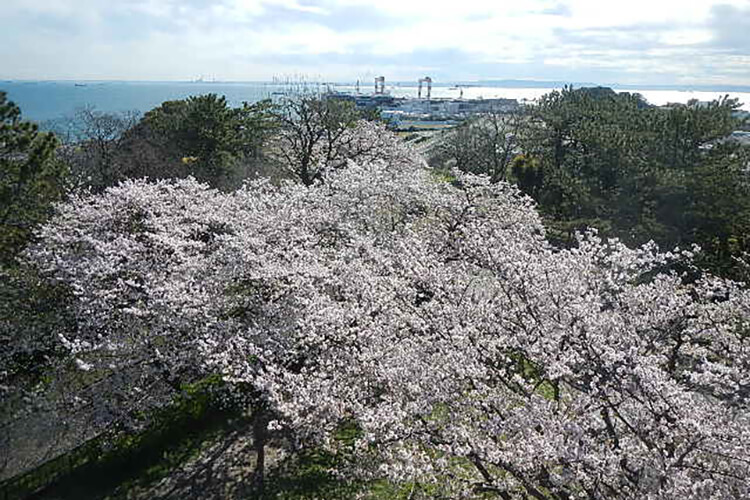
[0,95,73,479]
[0,266,74,408]
[57,95,280,192]
[508,154,543,198]
[260,420,394,500]
[682,144,750,274]
[520,86,749,275]
[0,91,67,263]
[120,94,277,189]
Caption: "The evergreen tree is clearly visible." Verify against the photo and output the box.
[519,87,749,275]
[0,91,67,263]
[126,94,276,189]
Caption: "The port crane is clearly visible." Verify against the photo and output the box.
[418,76,432,100]
[374,76,385,94]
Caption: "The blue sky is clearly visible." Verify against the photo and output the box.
[1,0,749,85]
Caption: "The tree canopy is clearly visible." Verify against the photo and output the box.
[20,127,750,497]
[0,91,67,264]
[4,88,750,498]
[270,94,379,185]
[110,94,277,189]
[436,86,750,277]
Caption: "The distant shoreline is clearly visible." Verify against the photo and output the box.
[3,80,750,123]
[3,79,750,94]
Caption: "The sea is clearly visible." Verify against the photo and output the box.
[2,80,750,126]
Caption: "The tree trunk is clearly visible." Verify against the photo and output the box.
[252,407,269,494]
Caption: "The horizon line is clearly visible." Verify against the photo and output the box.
[3,78,750,92]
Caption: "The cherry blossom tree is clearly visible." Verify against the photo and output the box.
[20,125,750,497]
[208,166,750,498]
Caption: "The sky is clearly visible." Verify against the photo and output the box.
[1,0,749,86]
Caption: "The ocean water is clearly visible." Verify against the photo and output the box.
[0,81,277,123]
[2,80,749,125]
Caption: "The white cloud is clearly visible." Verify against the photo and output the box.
[659,29,713,46]
[1,0,749,84]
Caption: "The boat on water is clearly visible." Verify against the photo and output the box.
[74,83,87,87]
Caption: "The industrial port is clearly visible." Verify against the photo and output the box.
[327,76,521,131]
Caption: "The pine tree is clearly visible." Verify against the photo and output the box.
[0,91,67,263]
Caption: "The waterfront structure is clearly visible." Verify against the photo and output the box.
[374,76,386,95]
[418,76,432,100]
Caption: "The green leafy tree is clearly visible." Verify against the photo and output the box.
[118,94,277,189]
[0,94,71,418]
[0,91,67,263]
[682,143,750,274]
[508,153,544,198]
[518,87,749,275]
[521,87,647,225]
